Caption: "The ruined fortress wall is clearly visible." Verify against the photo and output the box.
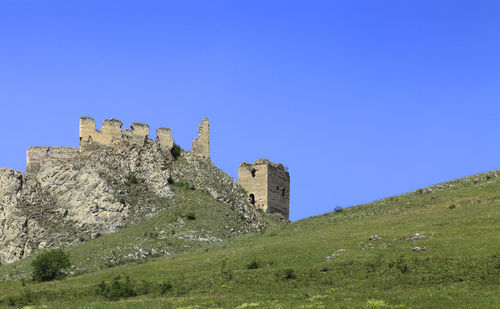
[80,117,123,148]
[238,162,269,211]
[26,146,79,174]
[26,116,211,175]
[156,127,174,153]
[191,118,210,160]
[79,117,150,150]
[266,164,290,218]
[122,122,150,145]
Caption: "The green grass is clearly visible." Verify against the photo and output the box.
[0,171,499,308]
[0,183,265,280]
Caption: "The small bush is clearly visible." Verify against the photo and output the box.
[449,204,456,209]
[126,173,139,185]
[97,275,137,301]
[10,288,35,307]
[284,268,296,279]
[220,259,233,281]
[171,143,182,160]
[145,231,159,238]
[186,212,196,220]
[396,256,409,274]
[246,259,260,270]
[159,282,173,295]
[334,206,343,213]
[31,249,70,282]
[276,268,296,280]
[176,182,195,190]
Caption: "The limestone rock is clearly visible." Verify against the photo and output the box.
[407,233,426,241]
[325,249,346,262]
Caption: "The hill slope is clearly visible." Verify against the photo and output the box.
[0,139,274,266]
[0,170,499,308]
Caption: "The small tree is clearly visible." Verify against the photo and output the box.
[171,143,181,160]
[31,249,70,282]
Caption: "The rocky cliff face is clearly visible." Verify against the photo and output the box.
[0,139,267,265]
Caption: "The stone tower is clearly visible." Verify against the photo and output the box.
[238,158,290,218]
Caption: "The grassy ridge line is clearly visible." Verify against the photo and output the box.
[0,170,499,307]
[293,169,500,226]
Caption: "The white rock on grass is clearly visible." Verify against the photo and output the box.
[407,233,426,241]
[325,249,346,262]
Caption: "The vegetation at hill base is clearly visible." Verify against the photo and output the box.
[0,171,499,308]
[31,249,70,282]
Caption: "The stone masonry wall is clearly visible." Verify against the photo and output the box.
[238,162,268,211]
[191,118,210,160]
[238,158,290,218]
[266,163,290,218]
[156,127,174,153]
[79,117,149,150]
[79,117,176,155]
[26,146,79,174]
[26,116,211,176]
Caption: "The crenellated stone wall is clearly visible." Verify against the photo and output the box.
[191,118,210,160]
[26,116,211,175]
[238,158,290,218]
[79,117,150,150]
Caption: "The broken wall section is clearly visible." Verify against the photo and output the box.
[191,118,210,160]
[26,146,79,175]
[156,127,174,154]
[79,117,177,155]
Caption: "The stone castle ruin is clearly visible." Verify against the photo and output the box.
[25,117,289,218]
[26,117,209,175]
[238,159,290,218]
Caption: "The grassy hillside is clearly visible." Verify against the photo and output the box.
[0,183,278,281]
[0,171,499,308]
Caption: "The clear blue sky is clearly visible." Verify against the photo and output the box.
[1,1,499,221]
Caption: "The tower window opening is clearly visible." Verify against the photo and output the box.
[282,188,285,197]
[249,194,255,205]
[250,169,256,177]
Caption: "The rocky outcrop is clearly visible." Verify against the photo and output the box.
[0,169,48,263]
[0,137,266,265]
